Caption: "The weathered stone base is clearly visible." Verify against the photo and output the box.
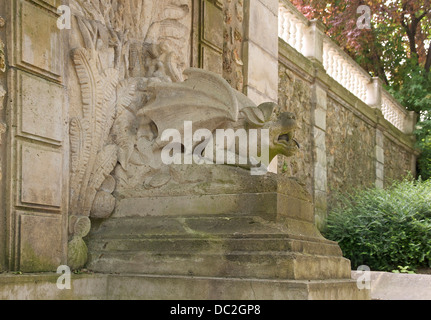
[87,227,351,280]
[88,166,352,281]
[0,273,369,300]
[81,165,366,299]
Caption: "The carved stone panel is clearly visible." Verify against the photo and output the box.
[18,71,64,144]
[19,142,63,209]
[203,0,224,48]
[18,213,62,272]
[202,46,223,75]
[16,0,62,80]
[0,4,6,271]
[192,0,245,90]
[193,0,224,74]
[34,0,60,10]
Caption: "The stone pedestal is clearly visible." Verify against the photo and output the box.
[85,165,368,299]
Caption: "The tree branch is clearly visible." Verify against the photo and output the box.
[417,9,431,21]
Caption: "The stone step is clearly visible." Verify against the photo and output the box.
[105,275,369,300]
[0,272,369,300]
[86,215,350,280]
[86,250,352,280]
[89,215,323,239]
[87,236,343,257]
[112,192,314,222]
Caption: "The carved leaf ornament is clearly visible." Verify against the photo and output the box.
[68,0,191,269]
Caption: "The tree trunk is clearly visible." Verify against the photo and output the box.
[425,43,431,73]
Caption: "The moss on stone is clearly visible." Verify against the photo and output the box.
[67,237,88,271]
[20,243,58,273]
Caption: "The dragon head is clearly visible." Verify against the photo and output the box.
[240,102,300,163]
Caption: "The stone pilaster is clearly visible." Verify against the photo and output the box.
[404,111,418,135]
[243,0,278,172]
[4,0,69,272]
[366,77,385,188]
[375,129,385,188]
[302,17,329,229]
[243,0,278,105]
[311,80,328,230]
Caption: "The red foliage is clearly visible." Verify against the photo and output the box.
[290,0,431,84]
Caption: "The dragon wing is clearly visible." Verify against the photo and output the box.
[137,68,240,148]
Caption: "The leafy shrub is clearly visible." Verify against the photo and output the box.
[324,178,431,272]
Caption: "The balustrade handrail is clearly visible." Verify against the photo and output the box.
[322,35,371,84]
[322,36,371,102]
[381,89,409,116]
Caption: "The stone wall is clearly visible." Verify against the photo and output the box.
[384,135,416,186]
[278,37,419,227]
[326,97,376,195]
[278,64,313,194]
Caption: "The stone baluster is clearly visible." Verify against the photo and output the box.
[326,47,335,76]
[279,8,290,44]
[296,20,303,53]
[278,7,285,36]
[348,66,355,94]
[360,76,367,101]
[322,46,328,69]
[288,15,297,49]
[278,7,284,38]
[335,53,343,83]
[341,61,348,89]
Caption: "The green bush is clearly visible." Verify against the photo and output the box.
[324,178,431,272]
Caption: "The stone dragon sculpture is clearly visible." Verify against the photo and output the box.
[114,67,300,184]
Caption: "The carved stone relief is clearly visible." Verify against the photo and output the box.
[68,0,193,268]
[114,68,299,192]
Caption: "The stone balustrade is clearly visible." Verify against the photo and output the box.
[381,90,416,133]
[278,1,309,55]
[278,0,415,135]
[322,37,369,103]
